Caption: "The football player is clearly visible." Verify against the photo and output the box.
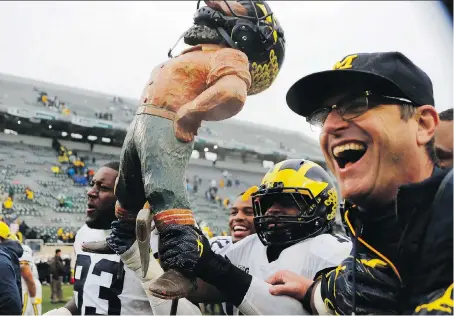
[209,192,255,255]
[206,193,255,315]
[159,159,352,315]
[44,162,200,315]
[20,243,42,315]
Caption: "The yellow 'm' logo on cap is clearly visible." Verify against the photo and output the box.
[333,54,358,70]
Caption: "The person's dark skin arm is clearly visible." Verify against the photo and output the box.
[20,264,37,297]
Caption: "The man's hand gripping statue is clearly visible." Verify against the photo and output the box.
[82,0,286,301]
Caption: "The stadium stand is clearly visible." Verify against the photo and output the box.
[0,72,343,248]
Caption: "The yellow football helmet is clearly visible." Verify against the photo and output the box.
[0,221,11,240]
[248,159,338,246]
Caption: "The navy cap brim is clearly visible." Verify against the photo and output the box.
[286,69,407,117]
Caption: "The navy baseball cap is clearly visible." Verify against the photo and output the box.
[286,52,435,117]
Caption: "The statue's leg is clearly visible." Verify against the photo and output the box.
[82,116,146,254]
[134,115,196,299]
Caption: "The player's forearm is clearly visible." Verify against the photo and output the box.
[25,278,37,297]
[21,266,37,297]
[64,297,78,315]
[195,253,252,306]
[238,277,307,315]
[181,75,247,122]
[310,281,332,315]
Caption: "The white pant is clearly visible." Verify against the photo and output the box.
[22,279,42,316]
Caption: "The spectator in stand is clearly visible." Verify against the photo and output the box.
[8,187,14,200]
[0,221,23,315]
[186,178,193,193]
[435,108,453,169]
[3,196,13,210]
[25,187,34,201]
[49,249,65,304]
[223,198,230,208]
[193,180,198,194]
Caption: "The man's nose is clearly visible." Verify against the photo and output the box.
[322,108,349,134]
[233,211,246,221]
[87,187,97,198]
[266,204,283,216]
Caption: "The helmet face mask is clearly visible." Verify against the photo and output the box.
[250,159,338,247]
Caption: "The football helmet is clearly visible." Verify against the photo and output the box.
[169,0,286,95]
[246,159,339,246]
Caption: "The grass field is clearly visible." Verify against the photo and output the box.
[41,284,74,313]
[40,283,220,314]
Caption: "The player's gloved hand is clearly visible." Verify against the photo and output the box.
[159,224,212,278]
[320,253,401,315]
[106,219,136,255]
[42,307,72,316]
[120,240,164,282]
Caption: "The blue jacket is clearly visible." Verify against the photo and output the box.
[0,246,22,315]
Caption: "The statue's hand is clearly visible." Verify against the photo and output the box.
[174,107,201,143]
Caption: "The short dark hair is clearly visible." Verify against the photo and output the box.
[55,249,61,254]
[400,104,437,164]
[103,161,120,172]
[439,108,453,121]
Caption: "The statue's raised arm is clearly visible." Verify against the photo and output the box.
[82,0,285,300]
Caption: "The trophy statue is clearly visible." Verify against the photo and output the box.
[82,0,285,300]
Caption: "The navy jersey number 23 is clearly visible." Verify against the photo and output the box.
[74,254,126,315]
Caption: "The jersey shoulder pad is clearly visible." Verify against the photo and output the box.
[307,233,352,264]
[224,234,259,260]
[20,244,33,263]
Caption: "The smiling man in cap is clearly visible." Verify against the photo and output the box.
[266,52,453,314]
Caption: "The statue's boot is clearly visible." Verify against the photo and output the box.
[147,209,198,300]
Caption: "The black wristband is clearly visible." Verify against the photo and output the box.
[302,280,319,313]
[195,252,252,306]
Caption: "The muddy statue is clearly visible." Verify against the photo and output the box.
[82,0,285,300]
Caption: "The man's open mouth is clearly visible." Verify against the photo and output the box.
[233,225,248,232]
[86,203,97,213]
[332,142,367,169]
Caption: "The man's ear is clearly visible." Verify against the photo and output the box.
[416,105,439,146]
[204,0,248,16]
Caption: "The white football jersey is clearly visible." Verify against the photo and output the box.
[73,224,159,315]
[209,235,234,256]
[20,244,40,280]
[224,233,352,315]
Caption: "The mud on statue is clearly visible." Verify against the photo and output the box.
[82,0,285,300]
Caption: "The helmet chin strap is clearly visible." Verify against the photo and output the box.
[167,31,187,58]
[216,26,238,49]
[168,25,238,59]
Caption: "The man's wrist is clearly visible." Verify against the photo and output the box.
[302,280,317,312]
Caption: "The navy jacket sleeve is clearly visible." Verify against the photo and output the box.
[0,253,22,315]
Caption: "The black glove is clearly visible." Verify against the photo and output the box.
[107,220,136,255]
[321,253,401,315]
[159,224,212,278]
